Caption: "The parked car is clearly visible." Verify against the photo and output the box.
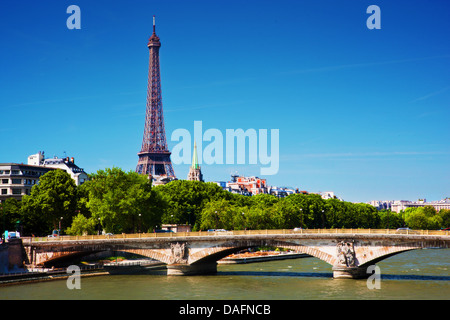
[2,231,20,242]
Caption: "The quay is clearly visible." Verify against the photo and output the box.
[0,265,108,286]
[218,252,310,264]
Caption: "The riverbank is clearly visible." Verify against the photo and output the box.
[219,251,310,264]
[0,260,163,286]
[0,267,109,286]
[0,252,310,285]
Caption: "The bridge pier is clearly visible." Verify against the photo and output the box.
[332,266,369,279]
[167,262,217,276]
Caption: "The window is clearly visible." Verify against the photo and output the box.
[12,189,22,195]
[1,189,7,195]
[1,179,8,184]
[11,179,22,184]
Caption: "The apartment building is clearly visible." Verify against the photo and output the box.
[0,152,88,203]
[0,163,54,202]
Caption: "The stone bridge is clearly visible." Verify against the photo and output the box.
[21,230,450,279]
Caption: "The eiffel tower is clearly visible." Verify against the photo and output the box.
[136,16,176,184]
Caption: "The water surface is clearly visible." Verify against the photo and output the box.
[1,249,448,300]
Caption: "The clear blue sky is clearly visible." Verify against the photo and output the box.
[1,0,449,202]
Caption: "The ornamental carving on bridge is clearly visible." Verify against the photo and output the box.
[170,242,188,264]
[336,240,357,267]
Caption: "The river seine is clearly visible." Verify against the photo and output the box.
[0,248,448,300]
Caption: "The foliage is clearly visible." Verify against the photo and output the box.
[438,209,450,228]
[0,198,22,232]
[10,166,449,236]
[197,192,388,230]
[153,180,230,230]
[403,206,442,230]
[200,199,245,230]
[65,213,96,236]
[20,170,77,236]
[377,209,405,229]
[80,167,158,234]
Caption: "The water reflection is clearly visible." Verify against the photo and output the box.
[218,270,332,278]
[218,270,450,281]
[381,274,450,281]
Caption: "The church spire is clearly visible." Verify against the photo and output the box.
[187,141,203,182]
[192,141,199,170]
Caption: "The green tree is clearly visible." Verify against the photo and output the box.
[0,198,22,233]
[403,206,442,229]
[154,180,229,230]
[65,213,96,235]
[378,210,404,229]
[199,199,245,230]
[324,198,346,228]
[20,170,77,235]
[270,198,298,229]
[81,167,157,234]
[404,209,429,229]
[352,203,380,229]
[438,209,450,228]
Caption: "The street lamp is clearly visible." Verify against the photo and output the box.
[299,208,303,228]
[59,217,63,236]
[215,211,218,229]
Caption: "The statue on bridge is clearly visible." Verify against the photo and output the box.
[336,241,357,267]
[170,242,188,264]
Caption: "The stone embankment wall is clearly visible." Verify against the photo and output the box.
[0,239,25,272]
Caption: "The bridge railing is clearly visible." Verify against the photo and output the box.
[21,228,449,243]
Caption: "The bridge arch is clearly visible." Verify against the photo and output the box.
[38,251,101,267]
[120,249,173,265]
[355,241,424,267]
[188,239,336,266]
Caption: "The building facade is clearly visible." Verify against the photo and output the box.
[28,152,88,186]
[226,174,268,196]
[367,200,394,211]
[0,163,54,202]
[390,199,450,213]
[0,152,88,203]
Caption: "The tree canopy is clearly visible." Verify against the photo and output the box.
[80,167,160,234]
[20,169,77,235]
[3,166,448,237]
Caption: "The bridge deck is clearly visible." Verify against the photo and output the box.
[22,228,450,244]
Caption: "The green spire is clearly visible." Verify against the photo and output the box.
[192,141,199,169]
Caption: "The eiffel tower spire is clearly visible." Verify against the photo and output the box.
[136,16,176,183]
